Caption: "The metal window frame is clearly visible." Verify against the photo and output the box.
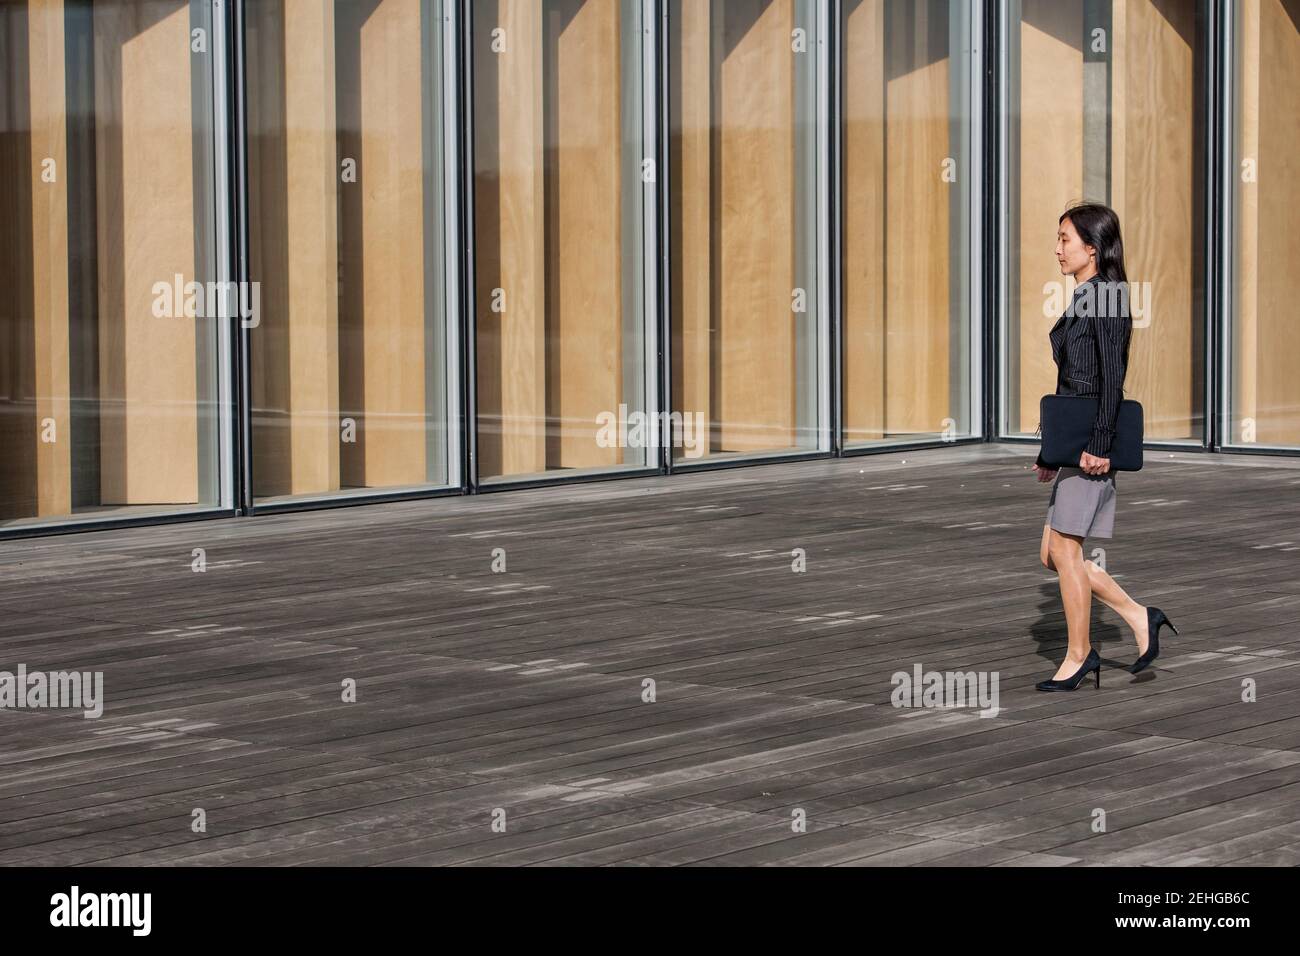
[670,0,836,475]
[0,0,239,542]
[838,0,988,461]
[1213,0,1296,458]
[993,0,1244,462]
[465,0,664,495]
[248,0,467,516]
[10,0,1300,544]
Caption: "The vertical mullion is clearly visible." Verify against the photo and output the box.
[659,0,673,474]
[1212,0,1228,453]
[642,0,661,472]
[460,0,479,492]
[829,0,842,457]
[226,0,253,515]
[441,0,464,490]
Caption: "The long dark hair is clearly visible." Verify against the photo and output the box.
[1061,203,1131,381]
[1059,202,1127,285]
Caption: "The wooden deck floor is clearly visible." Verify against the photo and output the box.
[3,443,1300,867]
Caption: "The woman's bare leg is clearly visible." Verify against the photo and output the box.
[1041,523,1149,654]
[1083,562,1149,654]
[1047,528,1092,679]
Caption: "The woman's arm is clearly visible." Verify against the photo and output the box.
[1084,308,1133,458]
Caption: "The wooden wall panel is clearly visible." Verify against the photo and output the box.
[1114,0,1195,443]
[28,0,70,515]
[884,50,949,436]
[94,1,198,505]
[248,0,341,498]
[546,0,622,469]
[1016,0,1082,435]
[0,0,39,519]
[842,0,885,445]
[475,0,546,478]
[670,0,712,451]
[716,0,795,452]
[356,0,426,487]
[1251,0,1300,444]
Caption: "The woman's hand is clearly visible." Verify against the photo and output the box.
[1034,464,1057,483]
[1078,451,1110,475]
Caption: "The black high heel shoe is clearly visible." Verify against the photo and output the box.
[1130,606,1179,674]
[1036,647,1102,691]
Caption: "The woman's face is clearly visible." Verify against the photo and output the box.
[1056,217,1095,276]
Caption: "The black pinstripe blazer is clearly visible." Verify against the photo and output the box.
[1035,274,1133,468]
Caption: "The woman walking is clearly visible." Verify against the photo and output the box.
[1033,203,1177,691]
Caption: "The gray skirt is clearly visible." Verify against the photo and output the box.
[1046,465,1117,539]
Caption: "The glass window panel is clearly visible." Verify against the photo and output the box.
[669,0,824,464]
[1004,0,1207,447]
[245,0,454,503]
[842,0,974,448]
[1228,0,1300,448]
[0,0,224,528]
[472,0,650,483]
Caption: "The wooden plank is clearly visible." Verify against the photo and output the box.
[884,4,950,437]
[547,0,623,469]
[842,0,886,445]
[716,0,796,452]
[28,0,71,516]
[1252,0,1300,444]
[1016,0,1083,437]
[94,0,198,505]
[0,0,44,520]
[475,0,547,479]
[670,0,713,453]
[358,0,426,487]
[247,0,341,498]
[3,446,1300,864]
[1118,0,1197,444]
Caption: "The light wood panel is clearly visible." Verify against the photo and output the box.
[0,0,71,519]
[841,0,885,445]
[28,0,70,515]
[0,0,40,519]
[844,1,958,445]
[883,23,949,436]
[476,0,628,478]
[248,0,341,498]
[545,0,623,469]
[715,0,796,452]
[339,0,428,489]
[670,0,713,451]
[1113,0,1196,443]
[358,0,425,487]
[1245,0,1300,444]
[475,0,547,478]
[1016,0,1083,435]
[94,0,198,505]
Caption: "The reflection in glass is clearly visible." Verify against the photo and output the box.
[1004,0,1206,446]
[472,0,649,483]
[0,0,223,527]
[842,0,973,447]
[246,0,454,503]
[669,0,822,463]
[1229,0,1300,448]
